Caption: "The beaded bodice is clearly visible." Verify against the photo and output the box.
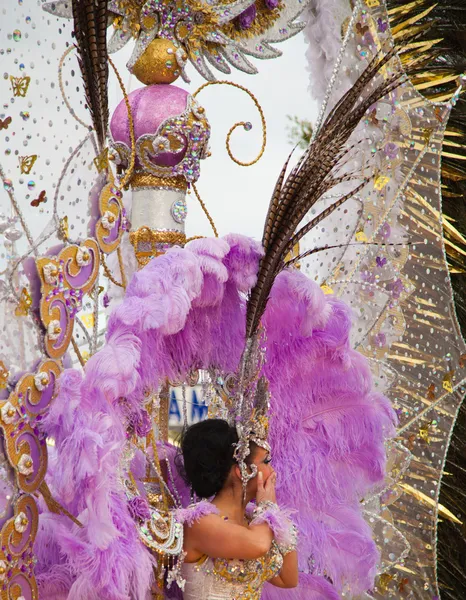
[181,542,283,600]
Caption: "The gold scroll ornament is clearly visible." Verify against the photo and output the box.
[0,359,63,600]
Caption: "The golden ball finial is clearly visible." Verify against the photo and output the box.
[132,39,181,85]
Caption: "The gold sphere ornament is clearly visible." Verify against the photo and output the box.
[132,38,181,85]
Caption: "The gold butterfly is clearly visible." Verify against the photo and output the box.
[58,216,69,241]
[93,147,109,173]
[81,313,95,328]
[442,370,454,393]
[418,421,432,444]
[15,287,32,317]
[19,155,37,175]
[10,75,31,97]
[320,284,334,295]
[422,128,433,144]
[374,174,390,191]
[0,361,9,390]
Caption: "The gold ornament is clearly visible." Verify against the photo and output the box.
[132,39,181,85]
[10,75,31,97]
[320,284,334,295]
[129,227,186,267]
[19,155,38,175]
[94,147,110,173]
[15,287,32,317]
[131,172,187,191]
[58,216,69,241]
[0,361,9,390]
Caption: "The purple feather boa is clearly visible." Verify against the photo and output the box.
[250,505,296,546]
[263,574,340,600]
[36,234,393,600]
[174,501,220,526]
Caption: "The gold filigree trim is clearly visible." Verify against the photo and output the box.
[129,227,187,266]
[130,172,188,191]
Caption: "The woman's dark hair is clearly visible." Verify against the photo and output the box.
[177,419,239,498]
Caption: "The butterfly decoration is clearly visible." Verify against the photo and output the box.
[15,287,32,317]
[30,190,47,207]
[377,17,388,33]
[377,573,395,594]
[355,230,368,243]
[374,173,390,190]
[10,75,31,97]
[58,215,69,241]
[434,106,446,123]
[356,22,369,36]
[427,383,436,401]
[442,370,455,392]
[376,256,387,267]
[0,116,12,130]
[367,107,379,126]
[320,284,334,295]
[419,421,433,444]
[0,361,9,390]
[80,313,95,328]
[93,147,109,173]
[19,155,38,175]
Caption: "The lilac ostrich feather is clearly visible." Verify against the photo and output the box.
[186,237,230,308]
[250,506,296,546]
[157,441,191,507]
[263,573,340,600]
[174,501,220,526]
[84,328,142,399]
[222,233,263,292]
[261,268,395,594]
[109,247,203,335]
[128,497,151,521]
[36,371,154,599]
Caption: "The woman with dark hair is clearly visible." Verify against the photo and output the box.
[176,418,298,599]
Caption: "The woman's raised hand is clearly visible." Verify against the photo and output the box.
[256,468,277,504]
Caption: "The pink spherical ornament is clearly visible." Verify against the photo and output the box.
[109,84,210,184]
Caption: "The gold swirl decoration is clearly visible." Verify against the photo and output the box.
[36,240,100,360]
[0,495,39,600]
[96,169,128,254]
[193,80,267,167]
[0,360,63,600]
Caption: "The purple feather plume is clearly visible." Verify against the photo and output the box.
[174,500,220,526]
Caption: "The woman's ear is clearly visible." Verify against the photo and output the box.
[234,464,242,481]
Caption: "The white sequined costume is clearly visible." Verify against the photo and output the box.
[181,543,283,600]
